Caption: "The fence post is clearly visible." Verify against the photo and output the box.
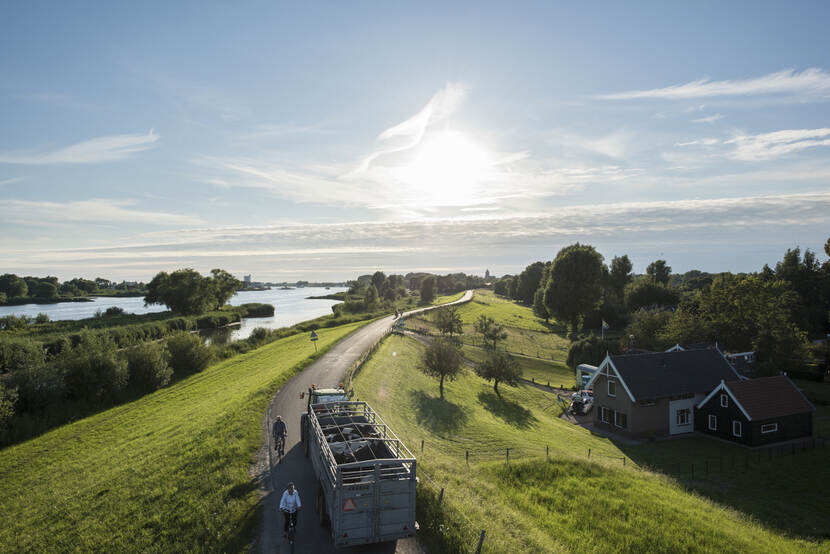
[466,450,469,467]
[438,488,444,505]
[588,448,591,458]
[475,530,486,554]
[421,439,424,453]
[622,457,626,466]
[546,445,549,460]
[506,448,510,464]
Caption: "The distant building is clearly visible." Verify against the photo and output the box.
[243,275,252,287]
[485,269,491,279]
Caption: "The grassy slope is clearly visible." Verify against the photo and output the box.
[0,321,365,552]
[353,334,826,553]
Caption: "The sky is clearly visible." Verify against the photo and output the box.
[1,1,829,282]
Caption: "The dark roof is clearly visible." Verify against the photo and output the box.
[725,376,815,420]
[609,349,737,400]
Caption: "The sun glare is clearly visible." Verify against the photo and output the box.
[396,130,492,205]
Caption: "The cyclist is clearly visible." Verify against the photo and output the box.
[279,481,302,538]
[273,416,287,454]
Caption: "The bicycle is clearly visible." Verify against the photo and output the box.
[282,510,297,553]
[274,434,286,461]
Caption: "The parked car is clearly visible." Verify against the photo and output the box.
[570,389,594,415]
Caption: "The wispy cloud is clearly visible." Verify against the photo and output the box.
[692,113,723,124]
[0,177,24,187]
[344,83,467,177]
[0,198,202,226]
[598,68,830,100]
[0,131,159,165]
[674,128,830,161]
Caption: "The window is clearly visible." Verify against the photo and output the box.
[732,420,742,437]
[708,414,717,430]
[608,380,617,398]
[600,407,610,424]
[614,411,627,429]
[676,408,691,426]
[761,423,778,434]
[720,394,729,408]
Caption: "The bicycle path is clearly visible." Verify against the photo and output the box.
[253,291,473,553]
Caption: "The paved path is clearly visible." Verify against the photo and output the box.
[253,291,473,553]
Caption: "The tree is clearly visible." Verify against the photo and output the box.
[421,339,463,398]
[475,350,521,397]
[624,309,672,351]
[58,333,129,403]
[0,274,27,298]
[0,382,17,433]
[33,281,58,298]
[434,306,463,337]
[166,331,213,376]
[419,276,436,304]
[364,284,379,310]
[507,277,519,299]
[516,262,546,305]
[475,315,507,350]
[646,260,671,285]
[532,287,549,322]
[145,268,239,315]
[126,342,172,392]
[609,255,633,298]
[209,269,241,309]
[543,244,605,333]
[493,279,510,296]
[625,278,680,311]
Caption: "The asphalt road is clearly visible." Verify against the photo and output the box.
[253,291,473,553]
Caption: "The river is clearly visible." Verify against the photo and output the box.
[0,287,348,342]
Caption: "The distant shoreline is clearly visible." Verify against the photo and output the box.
[0,292,145,307]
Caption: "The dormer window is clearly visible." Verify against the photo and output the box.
[720,393,728,408]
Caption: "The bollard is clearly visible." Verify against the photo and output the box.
[475,530,486,554]
[438,488,444,505]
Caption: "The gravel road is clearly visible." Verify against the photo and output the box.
[252,291,473,553]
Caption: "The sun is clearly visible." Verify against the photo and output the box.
[395,130,492,205]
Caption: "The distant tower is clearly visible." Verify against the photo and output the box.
[485,269,490,279]
[243,274,252,288]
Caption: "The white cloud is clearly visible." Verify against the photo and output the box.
[0,177,24,187]
[0,130,159,165]
[0,198,203,227]
[598,68,830,100]
[344,83,467,177]
[692,114,723,124]
[673,128,830,161]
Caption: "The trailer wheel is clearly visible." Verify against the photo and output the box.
[316,484,330,527]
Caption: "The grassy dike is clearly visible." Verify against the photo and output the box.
[352,334,824,553]
[0,320,366,552]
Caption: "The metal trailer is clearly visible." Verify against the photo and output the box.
[303,400,417,547]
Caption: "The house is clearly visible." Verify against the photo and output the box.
[695,375,815,446]
[586,349,741,438]
[665,343,757,377]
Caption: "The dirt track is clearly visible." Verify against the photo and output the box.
[252,291,473,553]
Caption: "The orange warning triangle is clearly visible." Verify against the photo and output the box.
[342,498,357,512]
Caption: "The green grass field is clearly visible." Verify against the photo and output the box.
[0,321,366,552]
[353,334,828,553]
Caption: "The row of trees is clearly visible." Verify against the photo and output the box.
[496,238,830,376]
[0,274,144,303]
[421,307,519,399]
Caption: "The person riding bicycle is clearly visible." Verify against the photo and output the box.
[273,416,287,452]
[279,481,302,538]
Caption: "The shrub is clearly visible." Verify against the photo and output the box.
[0,338,46,374]
[34,313,50,324]
[238,303,275,318]
[247,327,270,346]
[105,306,125,316]
[166,332,213,376]
[8,363,66,411]
[566,334,621,369]
[0,383,17,432]
[57,333,128,403]
[126,342,172,391]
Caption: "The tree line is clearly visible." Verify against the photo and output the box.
[0,273,146,304]
[493,238,830,377]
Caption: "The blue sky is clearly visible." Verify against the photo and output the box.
[2,1,829,281]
